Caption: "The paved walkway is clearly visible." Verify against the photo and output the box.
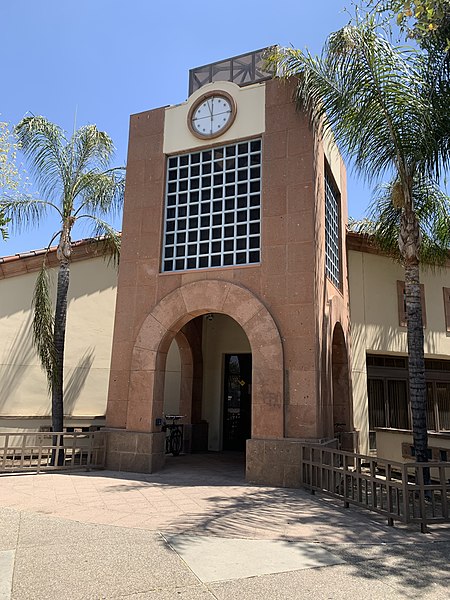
[0,453,449,599]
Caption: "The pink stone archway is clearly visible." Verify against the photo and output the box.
[127,280,284,439]
[331,322,354,448]
[174,330,193,423]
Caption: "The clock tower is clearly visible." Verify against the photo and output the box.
[105,49,354,487]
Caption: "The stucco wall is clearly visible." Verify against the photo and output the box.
[163,340,181,415]
[348,249,450,452]
[0,256,117,431]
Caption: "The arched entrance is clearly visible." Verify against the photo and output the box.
[163,313,253,452]
[121,280,284,467]
[331,322,354,450]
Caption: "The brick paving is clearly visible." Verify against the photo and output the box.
[0,453,448,543]
[1,453,449,599]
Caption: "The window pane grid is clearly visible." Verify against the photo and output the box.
[325,169,341,288]
[367,355,450,448]
[163,140,261,272]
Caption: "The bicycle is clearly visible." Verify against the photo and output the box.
[163,415,185,456]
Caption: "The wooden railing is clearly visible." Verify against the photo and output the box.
[0,431,106,473]
[299,444,450,533]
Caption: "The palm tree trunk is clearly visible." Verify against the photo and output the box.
[400,206,429,465]
[404,261,428,463]
[51,259,70,465]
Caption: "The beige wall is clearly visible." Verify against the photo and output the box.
[0,256,117,431]
[163,340,181,416]
[348,249,450,452]
[323,131,343,201]
[376,428,450,479]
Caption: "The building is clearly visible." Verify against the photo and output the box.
[0,241,116,433]
[1,50,448,486]
[347,232,450,462]
[104,49,352,486]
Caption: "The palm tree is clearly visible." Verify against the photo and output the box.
[270,21,450,463]
[0,116,125,443]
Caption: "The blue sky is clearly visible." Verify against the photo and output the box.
[1,0,370,256]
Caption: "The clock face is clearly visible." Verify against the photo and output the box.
[189,93,236,138]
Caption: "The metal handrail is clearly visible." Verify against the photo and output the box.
[0,431,106,473]
[299,444,450,533]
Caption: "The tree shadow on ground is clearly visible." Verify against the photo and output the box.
[74,452,450,596]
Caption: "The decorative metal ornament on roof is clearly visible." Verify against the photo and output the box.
[188,47,274,95]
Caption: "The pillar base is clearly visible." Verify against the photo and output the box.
[338,430,359,452]
[105,429,165,473]
[246,437,335,488]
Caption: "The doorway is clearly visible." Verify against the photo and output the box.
[223,353,252,451]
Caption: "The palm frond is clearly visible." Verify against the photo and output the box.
[0,196,60,232]
[71,125,115,175]
[78,215,121,266]
[74,168,125,217]
[32,261,56,390]
[421,47,450,177]
[270,21,440,185]
[352,176,450,266]
[0,211,10,239]
[15,116,67,201]
[413,177,450,264]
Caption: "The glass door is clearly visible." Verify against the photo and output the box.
[223,354,252,451]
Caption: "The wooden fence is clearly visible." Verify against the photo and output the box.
[299,444,450,533]
[0,431,106,473]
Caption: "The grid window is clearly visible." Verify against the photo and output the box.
[162,139,262,272]
[367,355,450,448]
[324,166,341,288]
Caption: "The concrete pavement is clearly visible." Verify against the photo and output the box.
[0,453,449,599]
